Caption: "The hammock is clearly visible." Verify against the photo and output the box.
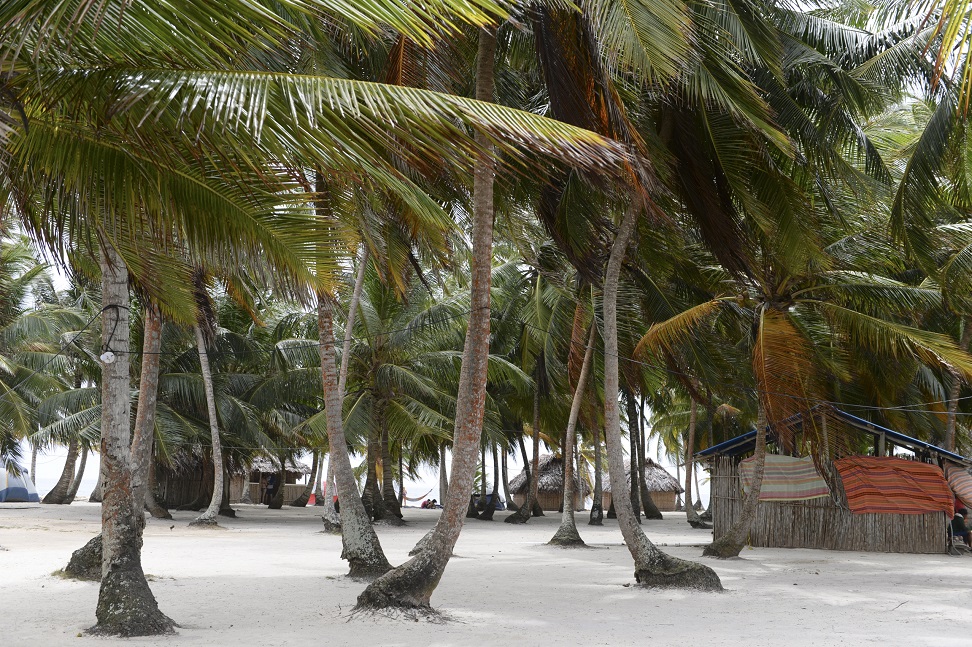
[739,455,830,501]
[403,488,434,502]
[835,456,953,516]
[946,463,972,511]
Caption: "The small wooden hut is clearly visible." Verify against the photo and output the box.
[156,455,311,507]
[601,459,683,512]
[697,406,972,554]
[509,454,590,511]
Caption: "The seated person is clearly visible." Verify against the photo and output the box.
[952,508,972,548]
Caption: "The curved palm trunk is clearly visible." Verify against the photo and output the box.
[589,426,603,525]
[704,406,767,558]
[600,199,721,590]
[43,436,79,504]
[318,295,392,577]
[550,324,596,546]
[946,319,972,451]
[64,448,87,504]
[381,417,403,520]
[356,27,497,609]
[291,450,319,507]
[91,244,173,636]
[88,465,103,503]
[131,304,162,518]
[190,325,224,526]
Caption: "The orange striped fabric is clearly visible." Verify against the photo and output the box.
[945,464,972,511]
[835,456,953,516]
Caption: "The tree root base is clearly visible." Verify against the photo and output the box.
[188,517,220,528]
[635,554,723,591]
[218,507,237,518]
[89,568,176,637]
[702,538,744,559]
[290,494,310,508]
[548,523,586,547]
[65,535,102,581]
[347,563,394,582]
[503,508,531,524]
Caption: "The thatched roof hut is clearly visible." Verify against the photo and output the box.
[601,459,683,512]
[248,457,312,477]
[509,454,591,511]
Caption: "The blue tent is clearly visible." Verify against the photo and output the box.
[0,465,40,502]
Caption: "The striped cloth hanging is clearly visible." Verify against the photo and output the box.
[835,456,953,516]
[738,454,830,501]
[945,463,972,511]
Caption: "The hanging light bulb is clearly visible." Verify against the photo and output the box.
[100,351,116,364]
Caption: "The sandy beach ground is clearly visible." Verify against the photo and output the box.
[1,503,970,646]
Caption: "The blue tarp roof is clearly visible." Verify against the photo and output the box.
[695,407,972,466]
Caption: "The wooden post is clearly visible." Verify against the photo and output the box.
[878,433,886,457]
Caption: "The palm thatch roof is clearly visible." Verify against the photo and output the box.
[248,456,312,475]
[509,454,591,497]
[602,459,682,494]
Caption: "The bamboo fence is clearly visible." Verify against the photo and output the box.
[711,456,947,554]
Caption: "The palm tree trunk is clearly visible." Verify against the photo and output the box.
[88,472,103,503]
[314,458,325,505]
[356,27,498,609]
[946,318,972,452]
[43,436,79,504]
[267,458,286,509]
[381,414,403,519]
[362,401,385,521]
[64,447,87,504]
[190,325,224,526]
[550,323,596,545]
[318,294,392,577]
[92,243,173,635]
[624,392,642,523]
[506,378,543,524]
[684,399,705,527]
[339,245,369,398]
[438,441,449,502]
[637,396,663,520]
[131,304,162,518]
[144,453,171,519]
[290,451,319,507]
[589,426,603,525]
[704,405,767,558]
[30,443,37,489]
[320,458,340,528]
[478,442,500,520]
[501,447,517,513]
[600,199,721,590]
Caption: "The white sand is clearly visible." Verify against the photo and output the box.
[1,503,970,646]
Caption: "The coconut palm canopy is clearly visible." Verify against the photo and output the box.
[601,459,683,494]
[509,453,591,498]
